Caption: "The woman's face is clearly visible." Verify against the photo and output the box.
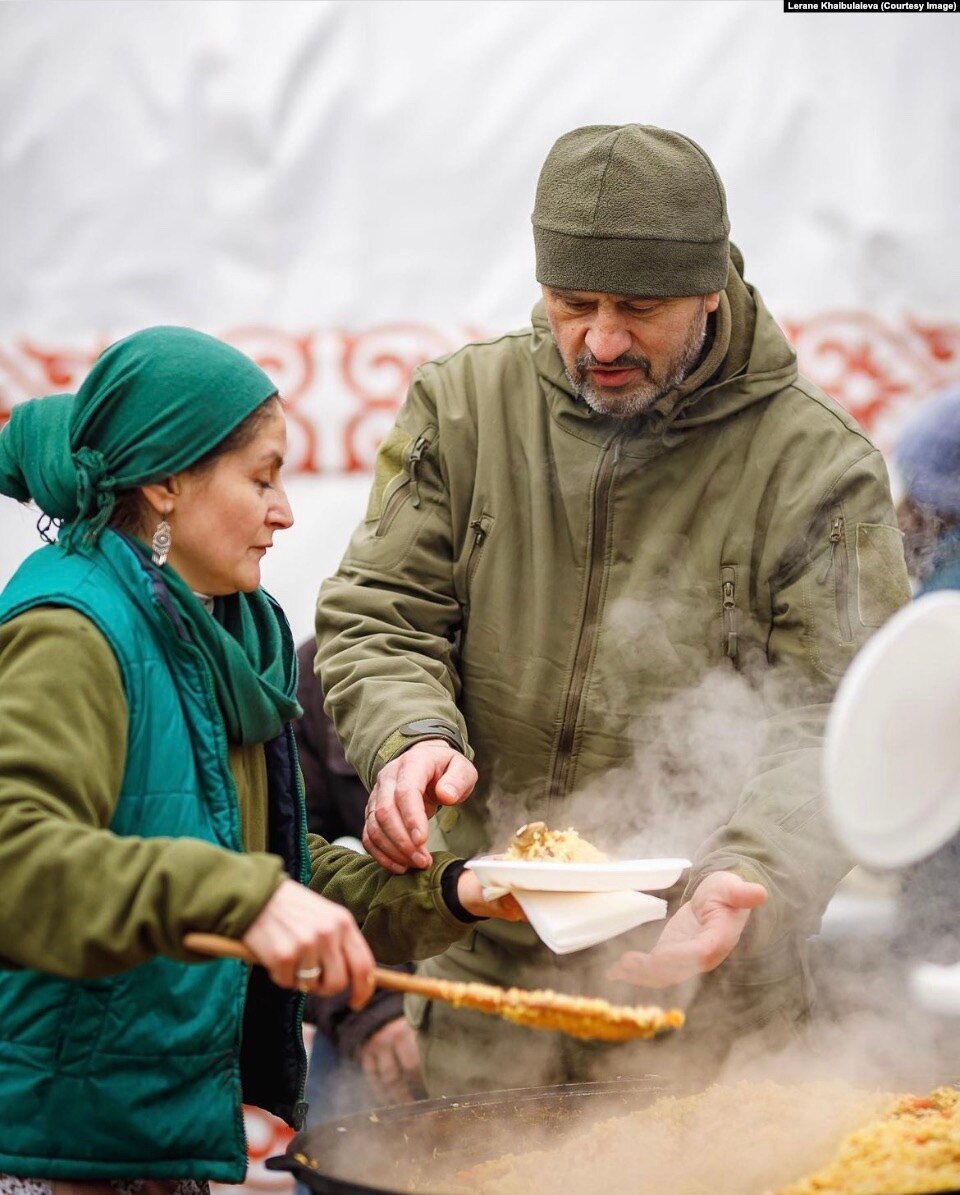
[159,404,294,595]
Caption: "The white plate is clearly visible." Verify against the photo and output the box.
[465,856,691,893]
[824,591,960,868]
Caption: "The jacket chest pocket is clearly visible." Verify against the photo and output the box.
[466,512,494,587]
[721,564,740,664]
[816,506,852,644]
[371,426,437,537]
[459,511,494,613]
[716,562,766,671]
[358,424,438,570]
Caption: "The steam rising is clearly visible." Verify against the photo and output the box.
[483,652,767,863]
[462,641,958,1159]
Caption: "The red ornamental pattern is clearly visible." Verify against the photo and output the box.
[339,323,483,472]
[1,315,958,470]
[781,313,960,453]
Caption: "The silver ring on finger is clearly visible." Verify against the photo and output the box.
[295,965,322,989]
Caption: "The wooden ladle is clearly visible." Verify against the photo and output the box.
[183,932,684,1043]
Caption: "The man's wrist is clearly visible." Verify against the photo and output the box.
[376,720,467,768]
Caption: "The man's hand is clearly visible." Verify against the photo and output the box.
[363,739,477,872]
[456,869,526,922]
[356,1016,425,1105]
[607,871,767,989]
[242,879,375,1009]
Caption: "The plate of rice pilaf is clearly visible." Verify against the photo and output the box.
[466,821,690,893]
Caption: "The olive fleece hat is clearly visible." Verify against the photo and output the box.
[532,124,730,297]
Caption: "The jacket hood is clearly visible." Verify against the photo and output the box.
[530,244,798,433]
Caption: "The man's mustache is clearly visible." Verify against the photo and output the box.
[575,350,652,376]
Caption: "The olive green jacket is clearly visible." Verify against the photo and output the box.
[316,257,910,998]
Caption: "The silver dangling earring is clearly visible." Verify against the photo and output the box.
[151,515,172,567]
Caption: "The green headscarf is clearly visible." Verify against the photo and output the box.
[0,392,77,520]
[0,326,301,744]
[0,326,279,548]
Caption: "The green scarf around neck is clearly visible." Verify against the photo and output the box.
[117,533,300,744]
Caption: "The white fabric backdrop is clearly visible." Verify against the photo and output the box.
[1,0,958,634]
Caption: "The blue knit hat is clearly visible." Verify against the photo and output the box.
[896,385,960,519]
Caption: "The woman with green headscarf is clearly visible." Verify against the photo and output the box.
[0,327,521,1194]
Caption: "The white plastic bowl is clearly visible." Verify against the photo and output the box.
[824,590,960,868]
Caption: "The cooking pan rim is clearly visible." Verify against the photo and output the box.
[267,1077,673,1195]
[306,1073,671,1128]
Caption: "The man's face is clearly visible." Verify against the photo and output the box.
[542,286,721,418]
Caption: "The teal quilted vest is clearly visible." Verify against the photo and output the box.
[0,533,307,1181]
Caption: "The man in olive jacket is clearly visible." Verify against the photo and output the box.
[316,125,911,1093]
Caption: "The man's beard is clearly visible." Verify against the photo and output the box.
[564,299,709,419]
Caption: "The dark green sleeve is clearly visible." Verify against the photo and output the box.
[0,608,285,978]
[307,836,470,963]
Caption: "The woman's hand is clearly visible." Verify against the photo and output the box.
[607,871,767,988]
[456,870,526,921]
[243,879,375,1008]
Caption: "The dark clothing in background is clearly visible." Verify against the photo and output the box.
[296,640,369,843]
[294,640,411,1060]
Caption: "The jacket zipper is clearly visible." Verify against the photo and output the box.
[408,431,431,509]
[721,565,739,663]
[185,648,251,1162]
[817,510,852,641]
[376,428,435,535]
[465,513,493,592]
[548,435,622,802]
